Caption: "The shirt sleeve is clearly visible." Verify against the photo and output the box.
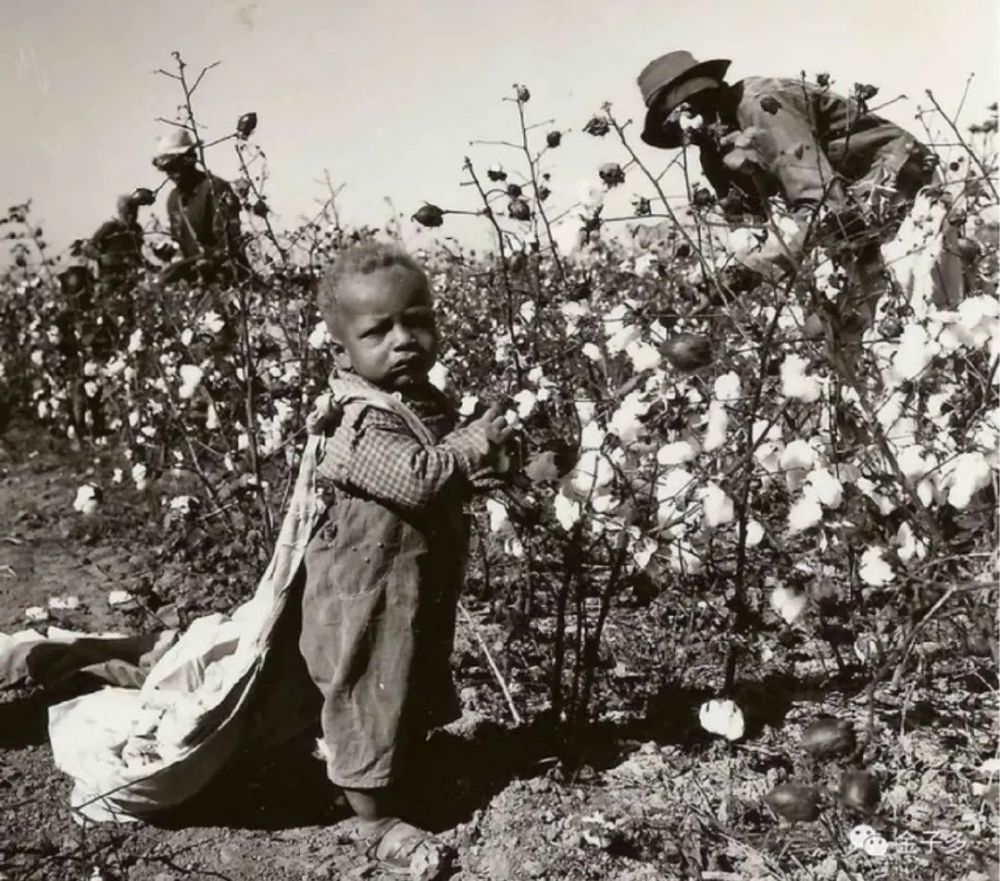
[316,405,492,515]
[734,83,847,216]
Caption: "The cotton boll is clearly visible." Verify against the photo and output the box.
[568,450,614,497]
[656,440,698,466]
[859,546,895,586]
[754,440,784,474]
[579,420,605,450]
[561,301,590,334]
[200,310,226,334]
[916,478,936,507]
[956,294,1000,349]
[895,522,927,564]
[131,463,149,492]
[713,372,741,404]
[610,391,649,446]
[603,303,641,354]
[459,395,479,417]
[699,483,734,528]
[703,402,729,452]
[168,495,198,517]
[770,585,807,624]
[897,445,936,482]
[554,488,582,530]
[943,451,993,509]
[890,323,939,383]
[485,498,511,533]
[632,252,658,276]
[590,492,619,514]
[426,362,449,391]
[780,354,822,403]
[699,699,745,741]
[656,468,695,504]
[73,484,100,515]
[127,329,145,353]
[805,467,843,509]
[678,110,704,133]
[745,518,764,546]
[780,439,816,472]
[527,365,546,386]
[177,364,204,400]
[513,389,538,420]
[581,342,603,362]
[206,401,220,431]
[788,495,824,533]
[307,322,330,350]
[632,536,658,569]
[856,478,897,516]
[625,340,662,372]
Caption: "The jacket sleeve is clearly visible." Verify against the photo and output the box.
[316,405,492,515]
[733,82,848,217]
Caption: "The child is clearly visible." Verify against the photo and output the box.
[300,241,514,877]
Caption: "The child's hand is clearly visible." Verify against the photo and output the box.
[480,405,517,449]
[468,405,518,474]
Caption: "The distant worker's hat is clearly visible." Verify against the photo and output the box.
[638,51,731,148]
[152,128,198,166]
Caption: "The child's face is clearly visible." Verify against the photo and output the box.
[333,265,438,390]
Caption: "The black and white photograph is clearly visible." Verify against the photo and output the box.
[1,2,998,879]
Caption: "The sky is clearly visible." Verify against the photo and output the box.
[3,0,998,263]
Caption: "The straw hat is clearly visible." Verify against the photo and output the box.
[152,128,198,164]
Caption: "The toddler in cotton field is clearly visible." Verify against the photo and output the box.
[299,241,515,877]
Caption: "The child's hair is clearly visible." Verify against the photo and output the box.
[317,241,428,336]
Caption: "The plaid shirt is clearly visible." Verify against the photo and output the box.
[315,376,492,515]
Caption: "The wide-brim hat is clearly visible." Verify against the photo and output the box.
[638,51,731,148]
[152,128,199,165]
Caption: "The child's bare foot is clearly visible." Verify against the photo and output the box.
[345,817,455,880]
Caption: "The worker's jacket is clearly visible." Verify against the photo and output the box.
[700,76,934,229]
[166,172,246,267]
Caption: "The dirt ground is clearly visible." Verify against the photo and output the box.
[0,422,997,881]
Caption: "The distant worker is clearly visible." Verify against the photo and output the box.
[635,51,963,329]
[152,128,248,284]
[87,190,153,281]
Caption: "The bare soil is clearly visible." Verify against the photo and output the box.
[1,422,997,881]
